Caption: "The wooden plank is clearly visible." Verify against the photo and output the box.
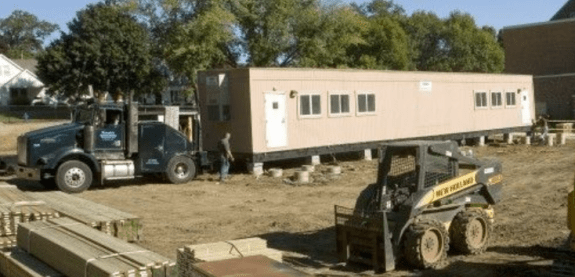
[27,191,142,241]
[0,187,59,237]
[0,247,64,277]
[17,218,172,277]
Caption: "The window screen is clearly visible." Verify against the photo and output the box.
[300,94,321,116]
[358,93,375,113]
[491,92,502,107]
[475,92,487,108]
[506,92,516,106]
[330,94,350,114]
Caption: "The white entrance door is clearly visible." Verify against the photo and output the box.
[520,90,531,125]
[265,93,287,148]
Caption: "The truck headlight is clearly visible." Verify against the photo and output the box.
[17,136,27,166]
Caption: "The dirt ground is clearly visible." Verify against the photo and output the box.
[1,121,575,277]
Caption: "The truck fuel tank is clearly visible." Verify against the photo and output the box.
[102,160,135,180]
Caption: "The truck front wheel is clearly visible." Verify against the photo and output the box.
[165,156,196,184]
[56,160,93,193]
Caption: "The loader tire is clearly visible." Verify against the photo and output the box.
[450,209,492,254]
[353,183,378,214]
[403,220,449,269]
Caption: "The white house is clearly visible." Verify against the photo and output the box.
[0,54,46,106]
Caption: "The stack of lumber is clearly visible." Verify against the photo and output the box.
[0,247,64,277]
[0,186,59,237]
[28,191,142,242]
[177,237,283,277]
[17,217,175,277]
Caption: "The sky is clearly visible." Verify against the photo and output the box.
[0,0,570,46]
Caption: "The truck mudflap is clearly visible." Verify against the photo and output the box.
[334,205,395,272]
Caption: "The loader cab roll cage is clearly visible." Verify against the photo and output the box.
[376,141,483,195]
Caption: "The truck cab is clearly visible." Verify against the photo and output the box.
[16,101,206,193]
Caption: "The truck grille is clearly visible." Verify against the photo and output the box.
[17,136,27,166]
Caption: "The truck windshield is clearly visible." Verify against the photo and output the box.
[74,109,92,124]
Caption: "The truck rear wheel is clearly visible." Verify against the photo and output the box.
[56,160,93,193]
[403,220,449,269]
[450,209,491,254]
[166,156,196,184]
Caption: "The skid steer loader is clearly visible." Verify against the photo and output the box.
[335,140,503,272]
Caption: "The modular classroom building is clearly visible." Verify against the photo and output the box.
[197,68,534,167]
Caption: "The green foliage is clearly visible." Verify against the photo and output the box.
[37,3,154,98]
[0,10,58,58]
[162,0,236,85]
[403,11,504,73]
[294,4,368,67]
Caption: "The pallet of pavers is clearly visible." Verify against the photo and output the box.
[0,186,59,237]
[17,217,175,277]
[185,255,311,277]
[28,191,142,242]
[0,247,64,277]
[177,237,284,277]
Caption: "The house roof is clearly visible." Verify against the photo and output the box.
[11,59,38,74]
[551,0,575,21]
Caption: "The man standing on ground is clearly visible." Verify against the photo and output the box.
[218,133,234,182]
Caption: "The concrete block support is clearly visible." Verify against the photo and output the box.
[307,155,321,165]
[363,149,372,161]
[523,136,531,145]
[478,136,486,147]
[559,133,567,145]
[547,134,556,147]
[504,133,513,144]
[247,162,264,176]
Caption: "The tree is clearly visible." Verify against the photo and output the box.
[37,3,153,98]
[403,11,504,73]
[0,10,58,58]
[162,0,236,92]
[292,3,368,68]
[440,12,504,72]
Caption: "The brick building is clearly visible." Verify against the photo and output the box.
[503,0,575,119]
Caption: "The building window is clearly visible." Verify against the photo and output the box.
[299,94,321,117]
[205,73,230,121]
[491,91,502,108]
[474,91,488,109]
[329,92,350,116]
[9,88,28,105]
[506,91,516,107]
[357,92,376,114]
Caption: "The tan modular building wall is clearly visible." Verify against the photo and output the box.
[198,68,534,159]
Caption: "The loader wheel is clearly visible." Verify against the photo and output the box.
[56,160,93,193]
[166,156,196,184]
[403,220,449,269]
[450,209,492,254]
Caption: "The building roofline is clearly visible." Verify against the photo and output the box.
[503,17,575,31]
[0,54,25,73]
[551,0,574,20]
